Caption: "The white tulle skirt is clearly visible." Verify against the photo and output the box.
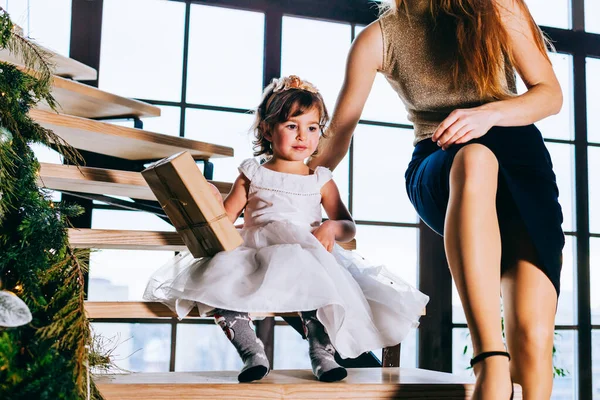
[143,221,429,359]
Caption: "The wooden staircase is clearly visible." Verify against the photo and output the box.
[4,45,518,399]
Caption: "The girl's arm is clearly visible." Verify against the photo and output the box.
[434,0,563,149]
[307,21,382,171]
[222,173,250,223]
[313,179,356,252]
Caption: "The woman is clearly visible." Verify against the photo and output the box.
[308,0,564,399]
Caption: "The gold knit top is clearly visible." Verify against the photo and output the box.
[378,3,517,145]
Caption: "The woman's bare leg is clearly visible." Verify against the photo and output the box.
[445,144,511,399]
[501,221,557,399]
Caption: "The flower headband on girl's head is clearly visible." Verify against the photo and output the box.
[272,75,319,94]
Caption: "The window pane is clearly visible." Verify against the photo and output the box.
[3,0,72,56]
[452,328,473,377]
[334,152,350,208]
[176,323,243,371]
[142,106,181,137]
[281,17,351,114]
[452,285,466,324]
[107,106,182,137]
[551,330,576,400]
[88,210,175,301]
[186,5,264,109]
[323,151,350,219]
[556,236,576,325]
[546,143,574,232]
[1,0,65,54]
[353,125,417,223]
[593,330,600,397]
[355,226,419,287]
[587,57,600,144]
[274,325,311,369]
[518,53,574,141]
[99,0,185,101]
[585,0,600,34]
[589,148,600,234]
[91,322,171,372]
[525,0,570,29]
[591,238,600,325]
[184,109,255,183]
[399,328,418,369]
[31,143,62,202]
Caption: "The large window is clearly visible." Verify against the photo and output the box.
[62,1,599,397]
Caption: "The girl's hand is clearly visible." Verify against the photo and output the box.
[207,183,223,204]
[312,220,337,252]
[431,107,501,150]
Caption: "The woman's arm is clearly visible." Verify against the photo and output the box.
[488,0,563,123]
[221,173,250,223]
[312,179,356,252]
[434,0,563,149]
[307,21,382,171]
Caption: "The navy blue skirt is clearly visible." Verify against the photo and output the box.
[405,125,564,295]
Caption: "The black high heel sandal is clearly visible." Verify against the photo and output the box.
[470,351,514,400]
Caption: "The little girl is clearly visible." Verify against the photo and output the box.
[144,75,429,383]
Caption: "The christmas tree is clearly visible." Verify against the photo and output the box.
[0,7,99,399]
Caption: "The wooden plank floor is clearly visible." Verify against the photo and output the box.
[68,229,357,251]
[0,46,97,80]
[36,74,161,119]
[38,163,232,201]
[94,368,523,399]
[30,110,233,160]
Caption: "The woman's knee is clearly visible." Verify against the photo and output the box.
[450,144,499,191]
[506,319,554,357]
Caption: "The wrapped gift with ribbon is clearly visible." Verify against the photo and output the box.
[142,151,243,258]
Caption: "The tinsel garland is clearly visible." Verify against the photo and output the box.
[0,6,100,400]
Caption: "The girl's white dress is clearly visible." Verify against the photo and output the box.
[144,158,429,359]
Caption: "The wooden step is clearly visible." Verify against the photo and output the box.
[68,229,357,251]
[94,368,522,399]
[38,163,232,201]
[30,110,233,160]
[0,46,97,80]
[85,300,423,320]
[85,301,299,319]
[37,74,161,119]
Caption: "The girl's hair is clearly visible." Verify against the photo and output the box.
[381,0,553,100]
[251,76,329,157]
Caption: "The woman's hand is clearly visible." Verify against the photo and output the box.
[431,107,501,150]
[312,220,338,252]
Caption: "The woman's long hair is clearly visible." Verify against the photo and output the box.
[383,0,552,100]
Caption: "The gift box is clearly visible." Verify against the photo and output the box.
[142,151,243,258]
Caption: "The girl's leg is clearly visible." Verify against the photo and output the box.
[213,309,270,382]
[501,221,557,400]
[300,311,347,382]
[445,144,511,399]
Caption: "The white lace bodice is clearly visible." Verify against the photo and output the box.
[238,158,332,229]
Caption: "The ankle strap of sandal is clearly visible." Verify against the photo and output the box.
[470,351,511,367]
